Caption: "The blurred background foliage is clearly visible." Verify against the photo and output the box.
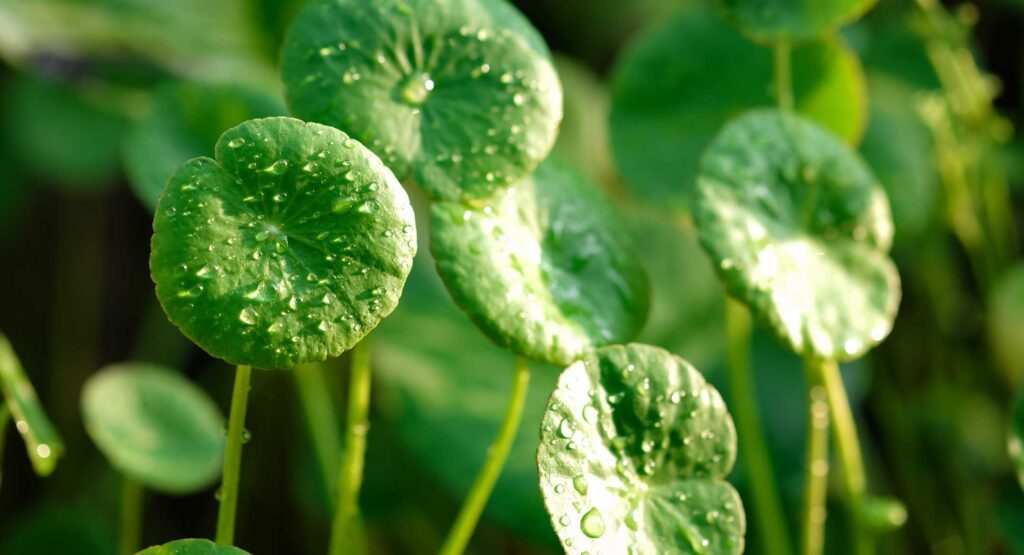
[1,0,1024,553]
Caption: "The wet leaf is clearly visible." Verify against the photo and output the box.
[81,363,224,493]
[280,0,562,202]
[125,81,286,211]
[136,538,250,555]
[0,332,64,476]
[720,0,877,42]
[693,109,900,361]
[430,157,649,365]
[537,343,744,554]
[150,117,417,369]
[610,9,866,210]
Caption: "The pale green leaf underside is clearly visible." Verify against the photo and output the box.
[610,8,866,209]
[125,81,286,211]
[430,158,649,366]
[136,538,250,555]
[0,332,63,476]
[81,363,224,494]
[538,344,744,554]
[693,109,900,361]
[150,117,417,369]
[280,0,562,202]
[720,0,877,42]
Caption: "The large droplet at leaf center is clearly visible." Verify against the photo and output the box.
[398,73,435,106]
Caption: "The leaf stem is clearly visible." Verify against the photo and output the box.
[774,41,794,111]
[437,356,530,555]
[800,357,831,555]
[329,340,373,555]
[295,363,341,501]
[119,475,143,555]
[215,364,253,545]
[725,298,793,555]
[820,359,872,555]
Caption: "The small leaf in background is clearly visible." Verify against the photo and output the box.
[989,264,1024,383]
[430,157,649,366]
[136,538,250,555]
[124,81,286,211]
[861,495,908,532]
[719,0,877,43]
[693,109,900,361]
[280,0,562,202]
[537,343,745,554]
[0,332,63,476]
[551,55,616,190]
[149,117,417,369]
[610,8,867,210]
[81,363,224,494]
[2,73,127,189]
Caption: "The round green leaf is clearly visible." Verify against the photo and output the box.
[81,363,224,493]
[693,109,900,361]
[719,0,877,43]
[610,9,866,210]
[125,81,286,211]
[538,343,744,554]
[280,0,562,202]
[137,539,250,555]
[430,158,649,365]
[150,116,417,369]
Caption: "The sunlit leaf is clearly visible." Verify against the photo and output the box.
[81,363,224,493]
[610,9,866,210]
[0,332,63,476]
[430,157,649,365]
[280,0,562,201]
[693,109,900,361]
[537,343,744,554]
[136,538,250,555]
[124,81,286,211]
[719,0,877,42]
[150,117,417,369]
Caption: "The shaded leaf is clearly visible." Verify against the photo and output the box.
[136,538,250,555]
[0,332,63,476]
[720,0,877,42]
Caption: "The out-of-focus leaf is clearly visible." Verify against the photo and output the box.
[149,117,417,369]
[124,80,285,211]
[1010,384,1024,491]
[3,73,127,189]
[610,9,867,210]
[552,55,616,189]
[990,264,1024,383]
[720,0,877,42]
[136,539,250,555]
[0,331,64,476]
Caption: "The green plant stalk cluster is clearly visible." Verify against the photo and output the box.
[329,341,373,555]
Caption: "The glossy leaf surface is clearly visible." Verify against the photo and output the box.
[610,9,866,209]
[81,363,224,493]
[136,539,250,555]
[0,332,63,476]
[720,0,877,42]
[538,344,744,554]
[430,158,649,365]
[150,117,417,369]
[693,110,900,361]
[280,0,562,201]
[125,81,286,211]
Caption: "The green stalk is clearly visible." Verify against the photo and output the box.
[119,476,143,555]
[820,360,872,555]
[329,341,373,555]
[215,364,253,545]
[725,298,793,555]
[438,356,531,555]
[774,41,794,111]
[295,363,342,501]
[800,358,831,555]
[0,404,9,490]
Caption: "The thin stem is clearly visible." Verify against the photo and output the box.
[820,360,872,555]
[774,41,794,111]
[215,364,253,545]
[329,341,374,555]
[800,358,831,555]
[0,404,9,491]
[438,357,531,555]
[295,363,342,501]
[119,476,143,555]
[725,298,793,555]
